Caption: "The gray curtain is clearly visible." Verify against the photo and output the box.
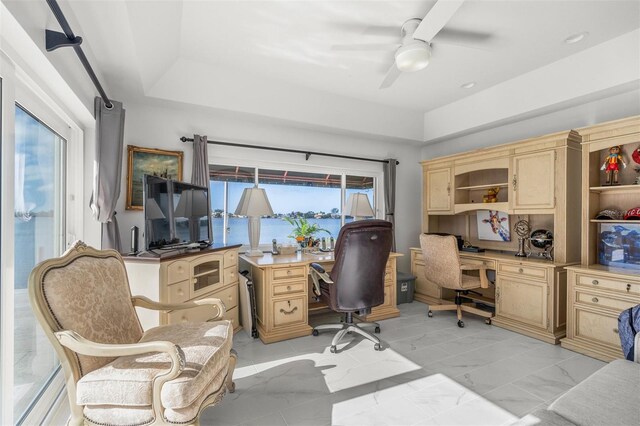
[383,158,397,252]
[191,134,212,243]
[90,97,125,251]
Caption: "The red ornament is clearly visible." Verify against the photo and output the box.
[632,146,640,164]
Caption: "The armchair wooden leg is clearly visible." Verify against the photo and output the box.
[227,349,238,393]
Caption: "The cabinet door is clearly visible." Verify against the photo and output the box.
[511,151,555,209]
[412,260,442,299]
[496,276,548,329]
[191,255,223,299]
[426,168,452,212]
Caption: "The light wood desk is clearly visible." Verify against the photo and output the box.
[411,248,574,344]
[240,251,402,343]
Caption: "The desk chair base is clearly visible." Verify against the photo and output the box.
[312,312,382,352]
[428,291,493,328]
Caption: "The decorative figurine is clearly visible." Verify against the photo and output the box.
[600,145,627,185]
[483,187,500,203]
[514,219,531,257]
[632,145,640,185]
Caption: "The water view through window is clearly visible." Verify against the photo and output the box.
[210,166,375,245]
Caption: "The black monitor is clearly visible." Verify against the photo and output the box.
[143,175,211,250]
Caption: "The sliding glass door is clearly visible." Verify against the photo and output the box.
[12,104,66,422]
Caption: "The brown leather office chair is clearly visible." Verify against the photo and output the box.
[310,220,393,353]
[419,233,493,328]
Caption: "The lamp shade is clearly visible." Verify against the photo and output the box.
[346,193,374,217]
[234,186,274,217]
[145,198,166,220]
[174,189,209,218]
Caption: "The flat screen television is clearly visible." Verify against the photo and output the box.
[143,175,211,250]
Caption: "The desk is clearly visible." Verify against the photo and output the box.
[411,248,574,344]
[240,252,402,343]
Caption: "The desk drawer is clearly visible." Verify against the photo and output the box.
[224,250,238,268]
[460,257,497,270]
[168,304,219,324]
[576,274,640,295]
[498,263,547,280]
[576,290,637,311]
[224,267,239,285]
[214,285,238,311]
[272,281,305,297]
[167,280,189,304]
[272,266,306,281]
[273,297,305,327]
[573,306,621,349]
[167,260,189,284]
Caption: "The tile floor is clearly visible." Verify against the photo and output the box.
[201,301,606,426]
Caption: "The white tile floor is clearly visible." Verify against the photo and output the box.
[201,301,606,426]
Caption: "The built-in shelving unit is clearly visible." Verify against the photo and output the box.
[562,115,640,362]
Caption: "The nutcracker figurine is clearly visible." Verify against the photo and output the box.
[600,145,627,185]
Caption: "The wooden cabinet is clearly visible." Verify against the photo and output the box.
[511,150,556,210]
[124,247,241,332]
[564,268,640,361]
[560,116,640,361]
[496,271,548,330]
[425,167,452,213]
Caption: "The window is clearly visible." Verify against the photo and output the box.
[13,104,66,421]
[210,165,379,246]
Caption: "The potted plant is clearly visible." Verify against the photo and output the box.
[283,217,330,247]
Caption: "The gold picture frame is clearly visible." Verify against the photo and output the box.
[126,145,183,210]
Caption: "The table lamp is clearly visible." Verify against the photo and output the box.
[174,189,209,242]
[234,185,274,256]
[346,193,375,220]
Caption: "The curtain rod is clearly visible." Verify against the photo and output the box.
[180,137,399,165]
[45,0,113,109]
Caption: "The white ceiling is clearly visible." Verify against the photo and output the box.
[4,0,640,143]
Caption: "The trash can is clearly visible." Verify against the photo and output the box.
[396,271,416,304]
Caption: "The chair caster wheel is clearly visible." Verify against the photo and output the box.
[374,343,382,351]
[330,345,337,353]
[485,318,492,325]
[312,329,319,336]
[428,311,433,318]
[374,326,381,334]
[457,320,465,328]
[228,382,236,393]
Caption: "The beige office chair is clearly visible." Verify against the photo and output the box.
[28,241,237,426]
[419,234,493,328]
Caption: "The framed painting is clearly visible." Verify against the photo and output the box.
[126,145,183,210]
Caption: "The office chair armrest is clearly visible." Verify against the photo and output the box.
[460,264,490,289]
[309,263,332,297]
[132,296,226,320]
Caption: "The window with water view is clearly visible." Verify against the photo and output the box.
[209,165,376,246]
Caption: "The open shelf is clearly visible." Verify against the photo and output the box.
[456,183,509,191]
[454,202,509,214]
[589,184,640,194]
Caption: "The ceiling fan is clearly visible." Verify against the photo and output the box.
[332,0,487,89]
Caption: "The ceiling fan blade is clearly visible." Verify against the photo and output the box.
[437,27,492,44]
[413,0,466,43]
[363,24,399,37]
[434,39,493,52]
[332,43,399,51]
[379,63,401,89]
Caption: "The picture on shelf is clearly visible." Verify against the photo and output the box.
[598,223,640,270]
[477,210,511,242]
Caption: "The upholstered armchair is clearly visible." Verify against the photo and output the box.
[28,241,237,426]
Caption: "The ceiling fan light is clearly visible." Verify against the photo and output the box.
[395,42,431,72]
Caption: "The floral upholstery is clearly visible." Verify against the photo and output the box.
[42,255,143,375]
[77,321,232,411]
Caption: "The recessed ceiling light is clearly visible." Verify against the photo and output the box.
[564,32,589,44]
[460,82,476,89]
